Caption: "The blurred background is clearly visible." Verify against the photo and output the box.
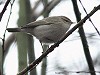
[0,0,100,75]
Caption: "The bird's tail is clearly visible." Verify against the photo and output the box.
[6,28,21,32]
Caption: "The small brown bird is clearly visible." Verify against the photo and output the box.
[7,16,73,44]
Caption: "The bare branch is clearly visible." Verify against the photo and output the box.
[4,34,15,60]
[31,0,61,19]
[0,0,11,21]
[32,0,42,11]
[72,0,96,75]
[79,0,100,36]
[40,0,61,16]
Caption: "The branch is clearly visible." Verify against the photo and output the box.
[17,5,100,75]
[42,0,61,16]
[4,34,15,60]
[1,0,15,74]
[72,0,96,75]
[0,0,11,21]
[31,0,61,18]
[32,0,42,11]
[79,0,100,36]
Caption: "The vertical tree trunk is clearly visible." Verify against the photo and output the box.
[71,0,96,75]
[17,0,37,75]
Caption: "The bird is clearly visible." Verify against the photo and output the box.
[7,16,73,44]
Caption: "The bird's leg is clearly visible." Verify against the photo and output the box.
[39,41,49,53]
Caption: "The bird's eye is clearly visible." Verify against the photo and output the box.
[62,17,70,22]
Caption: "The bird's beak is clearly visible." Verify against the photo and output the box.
[71,22,76,24]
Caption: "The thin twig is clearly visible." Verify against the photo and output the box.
[36,0,61,18]
[0,0,11,21]
[1,0,15,75]
[32,0,42,11]
[79,0,100,36]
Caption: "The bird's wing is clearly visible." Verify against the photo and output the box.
[21,20,53,28]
